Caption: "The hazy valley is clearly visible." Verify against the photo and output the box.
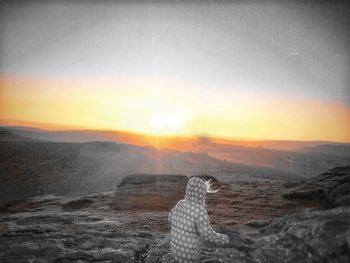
[1,126,350,204]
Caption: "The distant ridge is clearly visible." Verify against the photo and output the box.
[0,130,43,142]
[0,125,348,151]
[1,127,350,181]
[302,144,350,157]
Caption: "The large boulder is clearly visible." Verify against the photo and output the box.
[282,166,350,206]
[111,174,188,211]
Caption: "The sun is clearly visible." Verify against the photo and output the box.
[148,113,185,133]
[149,114,165,129]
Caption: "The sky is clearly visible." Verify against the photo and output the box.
[0,0,349,141]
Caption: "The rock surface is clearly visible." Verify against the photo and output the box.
[0,173,349,262]
[0,191,162,263]
[283,166,350,206]
[145,207,350,263]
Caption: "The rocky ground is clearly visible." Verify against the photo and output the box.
[0,168,349,262]
[283,166,350,206]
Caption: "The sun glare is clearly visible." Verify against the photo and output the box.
[149,113,185,133]
[149,114,165,129]
[168,114,184,129]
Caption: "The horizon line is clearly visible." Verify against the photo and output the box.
[1,118,349,144]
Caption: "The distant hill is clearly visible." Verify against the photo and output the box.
[1,125,347,150]
[0,130,41,142]
[0,140,293,204]
[1,126,349,180]
[193,142,350,177]
[302,144,350,158]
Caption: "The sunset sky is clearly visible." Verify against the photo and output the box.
[1,1,349,142]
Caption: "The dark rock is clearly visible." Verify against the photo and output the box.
[111,174,188,211]
[138,231,153,238]
[146,207,350,263]
[144,238,175,263]
[220,219,238,226]
[62,198,94,211]
[282,182,302,189]
[5,200,36,213]
[0,200,7,211]
[256,206,350,263]
[282,166,350,206]
[0,223,8,234]
[112,251,134,263]
[118,174,188,187]
[245,220,272,228]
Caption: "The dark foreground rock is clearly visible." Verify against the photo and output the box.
[0,173,349,262]
[257,207,350,263]
[283,166,350,206]
[146,207,350,263]
[0,192,164,263]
